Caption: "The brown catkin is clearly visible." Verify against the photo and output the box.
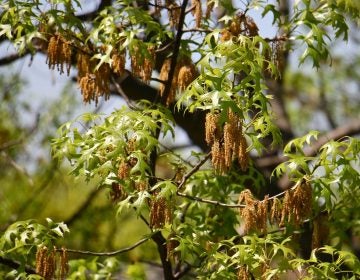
[135,181,148,191]
[237,265,250,280]
[191,0,202,28]
[258,195,269,234]
[76,52,92,80]
[150,197,171,229]
[292,179,312,225]
[205,0,214,19]
[223,123,234,168]
[142,45,156,84]
[220,29,232,42]
[36,246,56,280]
[311,213,329,250]
[46,34,72,76]
[118,160,131,179]
[238,190,258,234]
[59,247,69,279]
[205,112,219,145]
[112,50,126,75]
[280,190,293,227]
[238,134,249,171]
[159,58,181,105]
[270,197,282,225]
[110,182,127,202]
[211,139,225,174]
[178,63,197,91]
[168,1,181,29]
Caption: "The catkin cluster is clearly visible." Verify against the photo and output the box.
[150,196,172,229]
[159,57,197,105]
[130,45,156,84]
[237,265,250,280]
[205,109,249,174]
[311,213,329,250]
[77,51,111,105]
[279,179,312,227]
[46,34,72,76]
[36,246,68,280]
[167,0,181,28]
[239,179,313,234]
[221,13,259,41]
[238,190,268,234]
[111,49,126,76]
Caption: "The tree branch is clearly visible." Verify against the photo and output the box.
[0,256,36,274]
[151,231,174,280]
[63,236,150,256]
[178,152,211,190]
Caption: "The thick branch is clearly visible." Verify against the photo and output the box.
[151,231,174,280]
[0,52,30,66]
[0,256,36,274]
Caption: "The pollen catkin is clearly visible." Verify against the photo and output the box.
[78,59,111,105]
[223,123,234,168]
[292,179,312,225]
[178,62,197,91]
[131,46,141,78]
[237,265,250,280]
[238,190,258,234]
[191,0,202,28]
[59,247,69,279]
[221,13,259,41]
[211,139,226,174]
[270,197,282,225]
[118,160,131,179]
[238,134,249,172]
[36,246,56,280]
[76,52,92,80]
[312,213,329,249]
[159,58,180,105]
[258,195,269,234]
[142,45,156,84]
[280,190,293,227]
[110,182,127,202]
[150,196,169,229]
[205,112,219,145]
[280,179,312,227]
[168,1,181,29]
[47,34,72,76]
[135,181,148,191]
[112,50,126,75]
[205,0,214,19]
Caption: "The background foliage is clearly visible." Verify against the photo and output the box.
[1,0,360,279]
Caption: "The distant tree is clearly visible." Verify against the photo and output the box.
[1,0,360,279]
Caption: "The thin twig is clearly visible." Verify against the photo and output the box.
[176,179,304,208]
[176,191,246,208]
[111,75,137,110]
[178,152,211,190]
[62,237,150,256]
